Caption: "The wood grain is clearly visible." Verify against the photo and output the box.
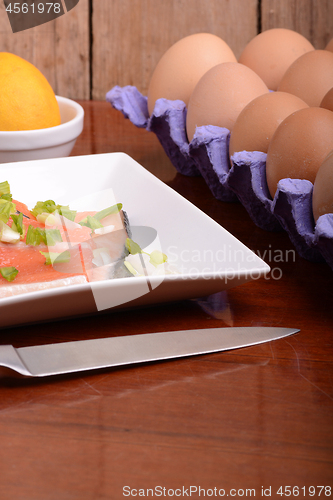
[0,1,332,100]
[0,0,90,99]
[261,0,333,48]
[91,0,258,99]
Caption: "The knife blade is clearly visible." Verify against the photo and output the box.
[0,327,299,377]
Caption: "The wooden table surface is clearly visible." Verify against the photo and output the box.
[0,101,332,500]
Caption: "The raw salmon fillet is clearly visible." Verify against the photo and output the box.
[0,199,130,298]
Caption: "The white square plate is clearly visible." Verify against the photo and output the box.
[0,153,270,329]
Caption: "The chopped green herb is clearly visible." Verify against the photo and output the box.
[31,200,57,217]
[36,213,57,225]
[0,193,12,202]
[126,238,142,255]
[26,225,44,246]
[57,206,77,222]
[124,260,138,276]
[40,250,71,266]
[78,204,122,230]
[31,200,76,222]
[44,229,63,246]
[149,250,168,266]
[0,266,18,282]
[79,214,103,231]
[26,226,63,246]
[93,203,122,221]
[0,181,11,197]
[0,201,14,224]
[0,221,20,243]
[11,212,24,235]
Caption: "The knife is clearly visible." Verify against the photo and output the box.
[0,327,299,378]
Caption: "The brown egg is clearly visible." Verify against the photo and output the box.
[238,28,314,91]
[312,150,333,222]
[266,107,333,198]
[186,62,269,142]
[278,50,333,107]
[229,91,308,158]
[147,33,237,115]
[320,87,333,112]
[326,38,333,52]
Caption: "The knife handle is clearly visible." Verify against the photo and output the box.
[0,345,31,377]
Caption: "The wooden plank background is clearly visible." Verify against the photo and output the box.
[0,0,332,100]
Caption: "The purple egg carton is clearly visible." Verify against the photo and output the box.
[106,85,333,270]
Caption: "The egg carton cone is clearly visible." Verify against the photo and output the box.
[106,85,333,270]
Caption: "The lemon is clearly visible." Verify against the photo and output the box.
[0,52,61,131]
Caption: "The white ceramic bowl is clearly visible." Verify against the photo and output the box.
[0,96,84,163]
